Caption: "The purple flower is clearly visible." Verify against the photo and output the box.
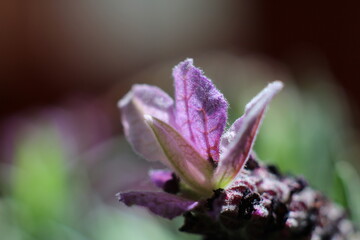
[117,59,283,219]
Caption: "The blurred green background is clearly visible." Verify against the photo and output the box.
[1,1,360,239]
[1,54,360,239]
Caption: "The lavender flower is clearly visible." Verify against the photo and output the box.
[118,58,281,199]
[117,59,357,239]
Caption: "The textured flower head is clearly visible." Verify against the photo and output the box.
[117,62,358,239]
[118,59,283,218]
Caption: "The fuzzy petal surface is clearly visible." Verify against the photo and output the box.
[118,191,198,219]
[220,116,244,153]
[173,59,228,163]
[215,81,283,188]
[118,84,175,163]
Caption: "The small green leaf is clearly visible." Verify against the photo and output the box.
[336,161,360,227]
[145,115,213,196]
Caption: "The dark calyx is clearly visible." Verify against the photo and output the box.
[180,156,356,240]
[163,173,180,194]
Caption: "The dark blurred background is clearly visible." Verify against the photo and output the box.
[2,1,360,123]
[1,1,360,239]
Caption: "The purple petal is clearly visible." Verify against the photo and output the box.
[214,81,283,188]
[118,191,198,219]
[149,169,180,194]
[149,169,174,189]
[173,59,228,163]
[118,84,175,163]
[145,115,213,196]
